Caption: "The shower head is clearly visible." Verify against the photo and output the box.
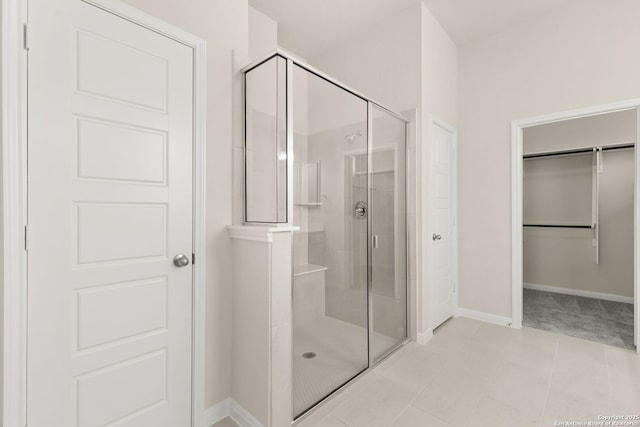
[345,131,362,144]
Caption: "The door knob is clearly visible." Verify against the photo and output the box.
[432,234,442,241]
[173,254,190,268]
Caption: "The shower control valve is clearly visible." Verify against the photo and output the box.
[354,201,367,219]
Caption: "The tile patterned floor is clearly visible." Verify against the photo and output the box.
[215,317,640,427]
[523,288,635,350]
[213,418,240,427]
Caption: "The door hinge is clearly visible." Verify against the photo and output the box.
[24,226,30,251]
[192,253,196,265]
[23,23,31,50]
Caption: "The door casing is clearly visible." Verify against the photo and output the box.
[1,0,208,425]
[511,100,640,354]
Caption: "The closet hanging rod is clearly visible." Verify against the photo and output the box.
[523,224,594,229]
[523,143,635,159]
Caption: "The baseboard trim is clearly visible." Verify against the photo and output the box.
[203,399,264,427]
[203,398,231,427]
[417,329,433,345]
[229,400,264,427]
[524,282,634,304]
[456,308,512,327]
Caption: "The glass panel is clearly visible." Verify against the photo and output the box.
[370,105,407,362]
[244,56,287,223]
[292,65,369,418]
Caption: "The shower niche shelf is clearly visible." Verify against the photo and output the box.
[294,161,322,208]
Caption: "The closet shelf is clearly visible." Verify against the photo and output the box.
[293,264,328,277]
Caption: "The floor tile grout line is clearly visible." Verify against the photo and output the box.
[604,346,615,412]
[540,334,560,420]
[384,402,416,427]
[299,318,633,427]
[383,353,439,427]
[410,403,455,427]
[383,338,462,427]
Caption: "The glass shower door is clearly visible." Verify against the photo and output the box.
[370,105,408,362]
[291,65,369,418]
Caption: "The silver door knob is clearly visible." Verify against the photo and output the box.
[432,234,442,241]
[173,254,190,268]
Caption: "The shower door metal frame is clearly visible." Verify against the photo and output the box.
[241,48,412,424]
[368,103,410,366]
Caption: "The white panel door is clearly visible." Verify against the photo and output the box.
[430,123,457,329]
[27,1,194,426]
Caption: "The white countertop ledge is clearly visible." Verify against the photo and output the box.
[227,225,300,242]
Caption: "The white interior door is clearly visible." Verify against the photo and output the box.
[27,1,194,425]
[430,122,457,329]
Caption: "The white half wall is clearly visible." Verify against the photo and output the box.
[458,0,640,318]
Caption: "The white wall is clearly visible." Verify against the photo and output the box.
[458,0,640,318]
[119,0,248,409]
[524,110,637,154]
[0,4,4,417]
[419,3,458,334]
[310,3,421,114]
[421,4,458,128]
[249,7,277,60]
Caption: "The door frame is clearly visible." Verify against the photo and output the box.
[428,115,459,329]
[511,99,640,353]
[1,0,208,425]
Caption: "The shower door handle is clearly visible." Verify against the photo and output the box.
[372,235,379,249]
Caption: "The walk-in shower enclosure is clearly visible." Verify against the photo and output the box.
[243,51,409,420]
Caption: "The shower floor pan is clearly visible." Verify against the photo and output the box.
[293,315,398,418]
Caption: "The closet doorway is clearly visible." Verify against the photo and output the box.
[512,102,640,353]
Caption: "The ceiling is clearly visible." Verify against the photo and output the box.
[250,0,583,57]
[248,0,419,59]
[423,0,582,45]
